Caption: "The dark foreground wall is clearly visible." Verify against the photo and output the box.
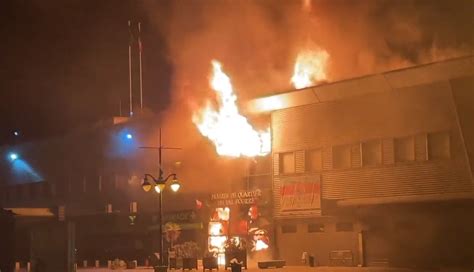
[30,221,75,272]
[0,209,15,272]
[359,202,474,269]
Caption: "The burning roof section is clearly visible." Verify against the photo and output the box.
[247,56,474,113]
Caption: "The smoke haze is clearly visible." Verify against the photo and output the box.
[143,0,473,192]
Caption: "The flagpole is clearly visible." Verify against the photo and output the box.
[128,20,133,116]
[138,22,143,111]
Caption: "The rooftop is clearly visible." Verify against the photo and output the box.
[247,55,474,113]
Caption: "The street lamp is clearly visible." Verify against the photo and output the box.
[141,129,181,272]
[142,172,181,272]
[142,173,179,194]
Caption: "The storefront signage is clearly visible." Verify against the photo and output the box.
[280,175,321,211]
[163,210,199,223]
[211,189,263,206]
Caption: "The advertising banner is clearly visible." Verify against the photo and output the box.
[280,175,321,211]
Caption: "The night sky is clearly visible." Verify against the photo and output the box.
[1,0,472,146]
[0,0,172,145]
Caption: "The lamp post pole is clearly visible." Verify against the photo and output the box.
[141,128,181,270]
[158,132,163,267]
[158,186,163,266]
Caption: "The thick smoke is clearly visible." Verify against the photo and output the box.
[144,0,472,193]
[152,0,472,99]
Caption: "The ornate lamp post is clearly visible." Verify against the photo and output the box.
[141,129,181,272]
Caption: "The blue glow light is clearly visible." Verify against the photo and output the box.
[126,133,133,139]
[9,153,18,161]
[11,158,43,183]
[14,131,19,136]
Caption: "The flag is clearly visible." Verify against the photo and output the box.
[138,22,143,53]
[128,20,135,46]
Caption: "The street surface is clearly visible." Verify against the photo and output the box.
[75,266,455,272]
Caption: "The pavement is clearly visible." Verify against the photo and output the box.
[76,266,450,272]
[12,264,467,272]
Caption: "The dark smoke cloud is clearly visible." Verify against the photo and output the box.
[143,0,473,192]
[151,0,472,100]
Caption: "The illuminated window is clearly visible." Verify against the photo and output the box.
[362,140,382,166]
[428,132,450,160]
[281,224,297,233]
[333,145,351,169]
[336,222,353,232]
[280,152,295,174]
[215,207,230,221]
[306,149,322,172]
[394,137,415,162]
[209,222,225,236]
[308,223,325,233]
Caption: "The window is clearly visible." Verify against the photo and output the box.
[428,132,450,160]
[394,137,415,162]
[280,152,295,174]
[306,149,322,172]
[281,224,297,233]
[362,140,382,166]
[336,222,353,232]
[308,223,325,233]
[130,202,138,213]
[333,145,351,169]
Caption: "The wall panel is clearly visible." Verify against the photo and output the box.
[323,160,472,200]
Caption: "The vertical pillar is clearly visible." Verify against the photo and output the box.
[358,231,364,267]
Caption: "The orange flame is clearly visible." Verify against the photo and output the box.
[193,60,271,157]
[291,48,329,89]
[255,239,269,251]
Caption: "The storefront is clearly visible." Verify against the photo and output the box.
[206,188,273,266]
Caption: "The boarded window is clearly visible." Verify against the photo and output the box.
[336,222,354,232]
[248,175,272,190]
[428,132,450,160]
[280,152,295,174]
[308,223,325,233]
[281,224,297,233]
[394,137,415,162]
[306,149,322,172]
[333,145,351,169]
[362,140,382,166]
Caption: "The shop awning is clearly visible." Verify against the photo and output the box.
[4,208,55,217]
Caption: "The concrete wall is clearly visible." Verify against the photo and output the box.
[275,218,359,266]
[269,75,474,268]
[272,81,459,151]
[271,79,473,210]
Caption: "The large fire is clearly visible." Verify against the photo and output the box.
[255,239,269,251]
[193,60,271,157]
[291,48,329,89]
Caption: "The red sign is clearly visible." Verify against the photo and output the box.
[280,177,321,211]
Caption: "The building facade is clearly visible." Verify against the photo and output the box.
[0,113,273,268]
[249,56,474,268]
[2,57,473,269]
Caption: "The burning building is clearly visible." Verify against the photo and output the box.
[247,55,474,268]
[1,55,473,270]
